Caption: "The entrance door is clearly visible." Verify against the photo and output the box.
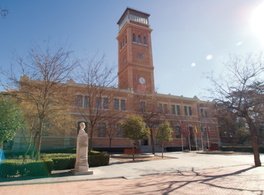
[141,139,148,146]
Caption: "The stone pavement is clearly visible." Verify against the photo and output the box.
[0,152,263,194]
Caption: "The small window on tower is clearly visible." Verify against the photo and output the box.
[123,39,125,47]
[120,42,122,49]
[143,37,147,45]
[126,36,127,44]
[138,35,142,43]
[123,57,125,63]
[138,54,143,60]
[133,34,136,42]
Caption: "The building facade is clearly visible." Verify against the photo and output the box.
[3,8,220,152]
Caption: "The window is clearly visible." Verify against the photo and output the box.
[98,123,106,137]
[138,35,141,43]
[133,34,136,42]
[163,104,167,113]
[123,39,125,47]
[103,98,108,109]
[141,102,145,112]
[200,108,204,117]
[205,110,207,117]
[174,126,181,138]
[138,54,143,59]
[176,105,180,115]
[123,57,125,63]
[184,106,188,115]
[96,98,101,109]
[188,107,192,116]
[84,96,89,108]
[171,105,176,114]
[189,127,193,135]
[158,103,162,112]
[121,100,125,110]
[116,124,123,138]
[204,127,208,136]
[120,42,122,49]
[143,37,146,45]
[114,99,119,110]
[126,36,127,43]
[77,96,82,107]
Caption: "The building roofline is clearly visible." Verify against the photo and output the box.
[117,7,150,25]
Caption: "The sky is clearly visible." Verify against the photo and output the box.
[1,0,264,100]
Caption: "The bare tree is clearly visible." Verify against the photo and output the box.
[0,41,78,159]
[207,53,264,166]
[76,54,124,153]
[0,7,9,19]
[133,92,165,154]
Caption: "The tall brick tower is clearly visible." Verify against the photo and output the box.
[117,8,154,94]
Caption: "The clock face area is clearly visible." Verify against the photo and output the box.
[139,77,145,84]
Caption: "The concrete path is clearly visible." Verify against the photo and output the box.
[0,152,263,194]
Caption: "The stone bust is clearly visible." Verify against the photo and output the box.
[80,122,85,131]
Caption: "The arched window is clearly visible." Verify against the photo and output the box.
[143,37,147,45]
[138,35,141,43]
[116,124,123,137]
[174,126,181,138]
[133,34,136,42]
[98,123,106,137]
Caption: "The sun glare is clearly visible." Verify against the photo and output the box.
[252,3,264,45]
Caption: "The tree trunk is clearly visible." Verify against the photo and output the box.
[133,141,135,162]
[245,115,261,166]
[0,143,3,149]
[109,138,112,148]
[162,142,163,158]
[37,118,44,160]
[23,130,32,161]
[150,129,155,154]
[88,126,94,154]
[31,131,39,159]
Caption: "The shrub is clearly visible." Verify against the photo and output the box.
[88,153,109,167]
[221,146,264,153]
[41,151,110,170]
[52,156,76,170]
[0,160,17,178]
[0,159,53,178]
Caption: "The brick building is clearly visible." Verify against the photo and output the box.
[3,8,220,152]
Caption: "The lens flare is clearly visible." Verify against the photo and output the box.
[206,55,213,60]
[191,63,196,67]
[237,41,243,46]
[252,3,264,45]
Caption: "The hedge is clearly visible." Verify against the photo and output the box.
[0,151,109,177]
[0,159,53,178]
[41,151,109,170]
[88,153,109,167]
[221,146,264,153]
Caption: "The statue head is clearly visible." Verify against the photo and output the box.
[79,122,85,130]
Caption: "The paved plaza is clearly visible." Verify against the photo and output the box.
[0,152,263,194]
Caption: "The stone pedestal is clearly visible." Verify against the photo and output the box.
[72,123,93,175]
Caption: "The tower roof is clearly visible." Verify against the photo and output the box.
[117,7,150,25]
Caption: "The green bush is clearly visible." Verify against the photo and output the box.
[41,151,110,170]
[0,160,17,178]
[221,146,264,153]
[88,153,109,167]
[0,159,53,178]
[52,156,76,170]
